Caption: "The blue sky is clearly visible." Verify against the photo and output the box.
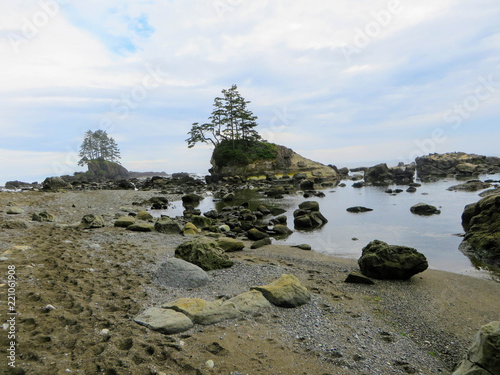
[0,0,499,185]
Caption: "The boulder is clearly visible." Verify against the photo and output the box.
[358,240,428,280]
[272,224,293,236]
[42,177,71,191]
[298,201,320,211]
[293,202,327,230]
[154,217,182,234]
[217,238,245,252]
[80,214,105,229]
[247,228,269,241]
[460,192,500,266]
[364,163,394,185]
[7,207,24,215]
[175,237,233,271]
[410,203,441,216]
[183,222,199,236]
[163,298,241,325]
[182,194,203,204]
[136,211,153,221]
[114,216,135,228]
[251,237,272,249]
[227,290,272,313]
[251,274,311,308]
[346,206,373,213]
[134,307,193,334]
[127,223,155,232]
[191,215,213,228]
[453,321,500,375]
[32,211,55,222]
[155,258,209,288]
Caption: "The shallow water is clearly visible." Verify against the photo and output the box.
[158,174,500,281]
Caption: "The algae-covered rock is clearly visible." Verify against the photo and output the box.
[410,203,441,216]
[453,321,500,375]
[114,216,135,228]
[217,238,245,252]
[358,240,428,280]
[175,237,233,271]
[136,211,153,221]
[183,222,199,236]
[80,214,105,229]
[154,217,182,234]
[162,298,241,325]
[32,211,55,222]
[251,274,311,308]
[127,223,155,232]
[460,192,500,267]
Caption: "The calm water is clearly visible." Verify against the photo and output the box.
[156,174,500,281]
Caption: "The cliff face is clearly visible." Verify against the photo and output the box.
[210,144,338,180]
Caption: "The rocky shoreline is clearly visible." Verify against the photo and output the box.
[1,188,499,374]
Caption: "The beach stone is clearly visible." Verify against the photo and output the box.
[217,238,245,252]
[247,228,269,241]
[136,211,153,221]
[219,224,230,232]
[358,240,428,280]
[294,215,312,229]
[410,203,441,216]
[453,321,500,375]
[163,298,242,325]
[298,201,319,212]
[42,176,71,191]
[345,271,375,285]
[32,211,55,222]
[154,217,182,234]
[227,290,272,313]
[183,222,199,236]
[127,223,155,232]
[346,206,373,213]
[272,224,293,235]
[252,274,311,308]
[2,220,29,229]
[114,216,135,228]
[257,205,271,215]
[251,237,272,249]
[155,258,209,288]
[80,214,105,229]
[191,215,213,228]
[293,244,312,250]
[7,207,24,215]
[182,193,203,204]
[175,237,233,271]
[134,307,193,334]
[461,191,500,267]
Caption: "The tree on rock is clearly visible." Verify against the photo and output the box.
[186,84,261,149]
[78,130,121,166]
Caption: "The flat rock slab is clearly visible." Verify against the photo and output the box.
[227,290,272,313]
[155,258,209,289]
[252,274,311,308]
[163,298,242,325]
[134,307,193,334]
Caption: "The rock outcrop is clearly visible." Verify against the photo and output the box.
[364,163,415,185]
[416,153,500,181]
[209,143,339,181]
[461,191,500,267]
[453,321,500,375]
[86,159,130,180]
[358,240,428,280]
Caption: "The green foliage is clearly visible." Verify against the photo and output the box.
[212,140,278,167]
[78,130,121,166]
[186,84,261,149]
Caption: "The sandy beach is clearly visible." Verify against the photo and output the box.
[1,190,499,375]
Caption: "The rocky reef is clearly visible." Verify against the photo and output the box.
[209,143,338,182]
[416,152,500,181]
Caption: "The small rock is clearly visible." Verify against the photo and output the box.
[410,203,441,216]
[293,244,312,251]
[346,206,373,213]
[127,223,155,232]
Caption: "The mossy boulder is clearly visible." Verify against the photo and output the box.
[216,238,245,252]
[175,237,233,271]
[251,274,311,308]
[154,217,182,234]
[136,211,153,221]
[114,216,135,228]
[80,214,105,229]
[127,223,155,232]
[461,192,500,267]
[358,240,428,280]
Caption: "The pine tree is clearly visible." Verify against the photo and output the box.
[78,130,121,166]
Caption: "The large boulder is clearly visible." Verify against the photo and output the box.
[42,177,72,191]
[134,307,193,334]
[155,258,209,289]
[251,274,311,308]
[453,321,500,375]
[358,240,428,280]
[86,160,129,180]
[175,237,233,271]
[460,192,500,267]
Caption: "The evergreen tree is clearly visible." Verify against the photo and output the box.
[78,130,121,166]
[186,84,261,149]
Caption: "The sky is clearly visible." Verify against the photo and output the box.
[0,0,499,185]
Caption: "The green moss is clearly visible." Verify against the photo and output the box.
[213,140,278,167]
